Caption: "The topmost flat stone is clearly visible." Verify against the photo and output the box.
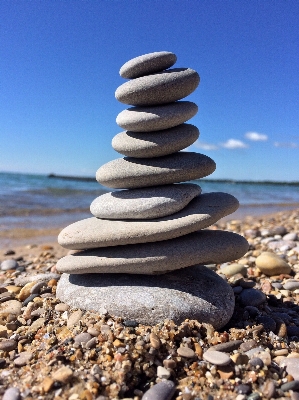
[115,68,200,106]
[119,51,177,79]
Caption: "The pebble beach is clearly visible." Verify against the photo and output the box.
[1,208,299,400]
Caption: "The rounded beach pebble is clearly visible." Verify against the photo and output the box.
[120,51,177,79]
[56,265,235,329]
[56,230,249,274]
[58,192,240,249]
[255,252,291,276]
[203,350,231,366]
[142,380,176,400]
[1,259,18,271]
[116,101,198,132]
[96,152,216,189]
[90,183,201,219]
[115,68,199,106]
[112,123,199,158]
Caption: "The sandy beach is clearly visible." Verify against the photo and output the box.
[0,208,299,399]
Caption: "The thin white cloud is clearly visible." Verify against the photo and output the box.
[221,139,248,149]
[274,142,298,148]
[193,141,218,150]
[245,131,268,141]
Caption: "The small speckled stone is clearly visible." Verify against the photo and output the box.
[87,327,100,336]
[142,380,176,400]
[52,366,73,383]
[1,259,18,271]
[74,332,92,344]
[262,380,276,399]
[55,303,69,312]
[115,68,199,106]
[116,101,198,132]
[240,340,257,352]
[157,365,171,379]
[177,346,195,358]
[150,332,161,349]
[120,51,177,79]
[57,230,248,274]
[112,124,199,158]
[56,265,235,329]
[0,300,22,317]
[90,184,201,220]
[239,288,266,306]
[67,310,83,328]
[59,192,240,250]
[249,357,264,369]
[203,350,231,366]
[96,152,216,189]
[14,351,33,367]
[2,387,21,400]
[256,252,291,276]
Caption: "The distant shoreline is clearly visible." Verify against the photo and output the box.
[47,173,299,186]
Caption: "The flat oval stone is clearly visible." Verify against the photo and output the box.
[56,265,235,329]
[90,183,201,220]
[239,288,267,306]
[203,350,231,366]
[112,123,199,158]
[96,152,216,189]
[142,380,176,400]
[116,101,198,132]
[120,51,177,79]
[56,230,249,274]
[256,252,291,276]
[115,68,200,106]
[58,192,240,249]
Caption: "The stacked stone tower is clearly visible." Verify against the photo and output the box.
[56,52,248,329]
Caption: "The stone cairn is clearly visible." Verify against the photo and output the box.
[56,51,248,329]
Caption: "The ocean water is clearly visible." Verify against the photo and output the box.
[1,172,299,231]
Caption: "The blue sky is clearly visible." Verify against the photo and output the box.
[1,0,298,181]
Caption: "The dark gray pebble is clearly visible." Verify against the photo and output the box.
[239,280,256,288]
[1,259,18,271]
[234,384,251,394]
[287,326,299,337]
[256,316,276,332]
[209,340,243,353]
[123,320,139,327]
[4,250,15,255]
[244,306,259,318]
[23,294,39,306]
[281,380,299,392]
[239,289,266,306]
[142,380,176,400]
[2,387,21,400]
[0,358,6,368]
[30,281,46,294]
[249,357,264,369]
[0,339,17,352]
[233,286,243,294]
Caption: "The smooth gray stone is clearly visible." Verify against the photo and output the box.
[56,230,249,274]
[112,123,199,158]
[115,68,200,106]
[56,265,235,329]
[2,387,21,400]
[239,288,267,306]
[96,152,216,189]
[281,358,299,380]
[116,101,198,132]
[120,51,177,79]
[58,192,240,249]
[1,259,18,271]
[90,183,201,220]
[142,380,176,400]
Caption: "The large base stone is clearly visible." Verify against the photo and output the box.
[56,265,235,329]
